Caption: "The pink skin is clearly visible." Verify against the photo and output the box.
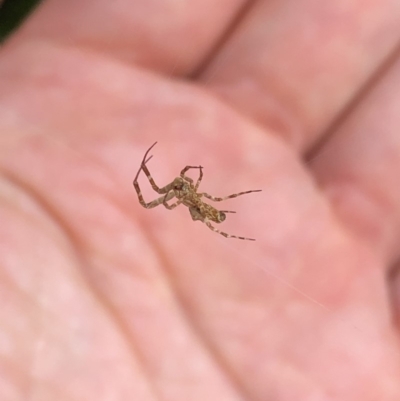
[0,1,400,400]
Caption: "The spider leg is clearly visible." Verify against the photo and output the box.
[134,142,174,192]
[133,155,153,184]
[189,207,203,221]
[180,166,203,190]
[133,141,157,184]
[133,161,166,209]
[201,189,262,202]
[204,219,255,241]
[133,143,177,201]
[162,191,183,210]
[135,190,176,209]
[140,161,175,194]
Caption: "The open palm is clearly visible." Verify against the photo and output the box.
[1,1,400,400]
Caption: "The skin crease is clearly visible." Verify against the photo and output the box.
[1,0,400,400]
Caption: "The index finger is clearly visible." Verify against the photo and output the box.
[6,0,248,74]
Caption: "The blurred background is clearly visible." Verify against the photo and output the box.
[0,0,42,42]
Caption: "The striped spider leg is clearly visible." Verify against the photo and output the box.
[133,142,203,210]
[196,188,262,241]
[133,142,262,240]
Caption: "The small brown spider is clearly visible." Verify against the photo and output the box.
[133,142,261,240]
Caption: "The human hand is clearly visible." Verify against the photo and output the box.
[1,1,400,400]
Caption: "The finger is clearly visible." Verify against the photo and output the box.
[310,53,400,266]
[8,0,248,74]
[200,0,400,151]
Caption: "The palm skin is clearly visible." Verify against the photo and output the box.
[1,1,400,400]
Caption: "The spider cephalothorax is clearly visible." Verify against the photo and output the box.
[133,142,261,240]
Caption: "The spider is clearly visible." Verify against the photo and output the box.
[133,142,261,241]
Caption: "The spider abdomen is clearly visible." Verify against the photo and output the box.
[198,202,225,223]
